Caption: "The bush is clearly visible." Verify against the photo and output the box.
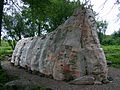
[101,35,120,45]
[102,45,120,68]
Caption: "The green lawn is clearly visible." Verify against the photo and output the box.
[0,41,13,60]
[102,45,120,68]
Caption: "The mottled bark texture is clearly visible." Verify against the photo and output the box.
[11,8,108,84]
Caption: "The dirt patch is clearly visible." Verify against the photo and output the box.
[1,60,120,90]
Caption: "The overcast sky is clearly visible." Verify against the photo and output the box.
[90,0,120,35]
[70,0,120,35]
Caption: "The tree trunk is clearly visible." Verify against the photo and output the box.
[38,23,41,36]
[7,40,14,50]
[17,29,21,40]
[0,0,4,46]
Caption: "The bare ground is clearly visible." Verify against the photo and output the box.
[1,60,120,90]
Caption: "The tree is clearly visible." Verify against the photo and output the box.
[47,0,81,32]
[2,0,81,49]
[1,0,23,46]
[96,20,108,43]
[0,0,4,46]
[21,0,81,35]
[22,0,51,36]
[3,12,37,49]
[112,29,120,37]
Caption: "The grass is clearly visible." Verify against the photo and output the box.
[0,40,13,60]
[102,45,120,68]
